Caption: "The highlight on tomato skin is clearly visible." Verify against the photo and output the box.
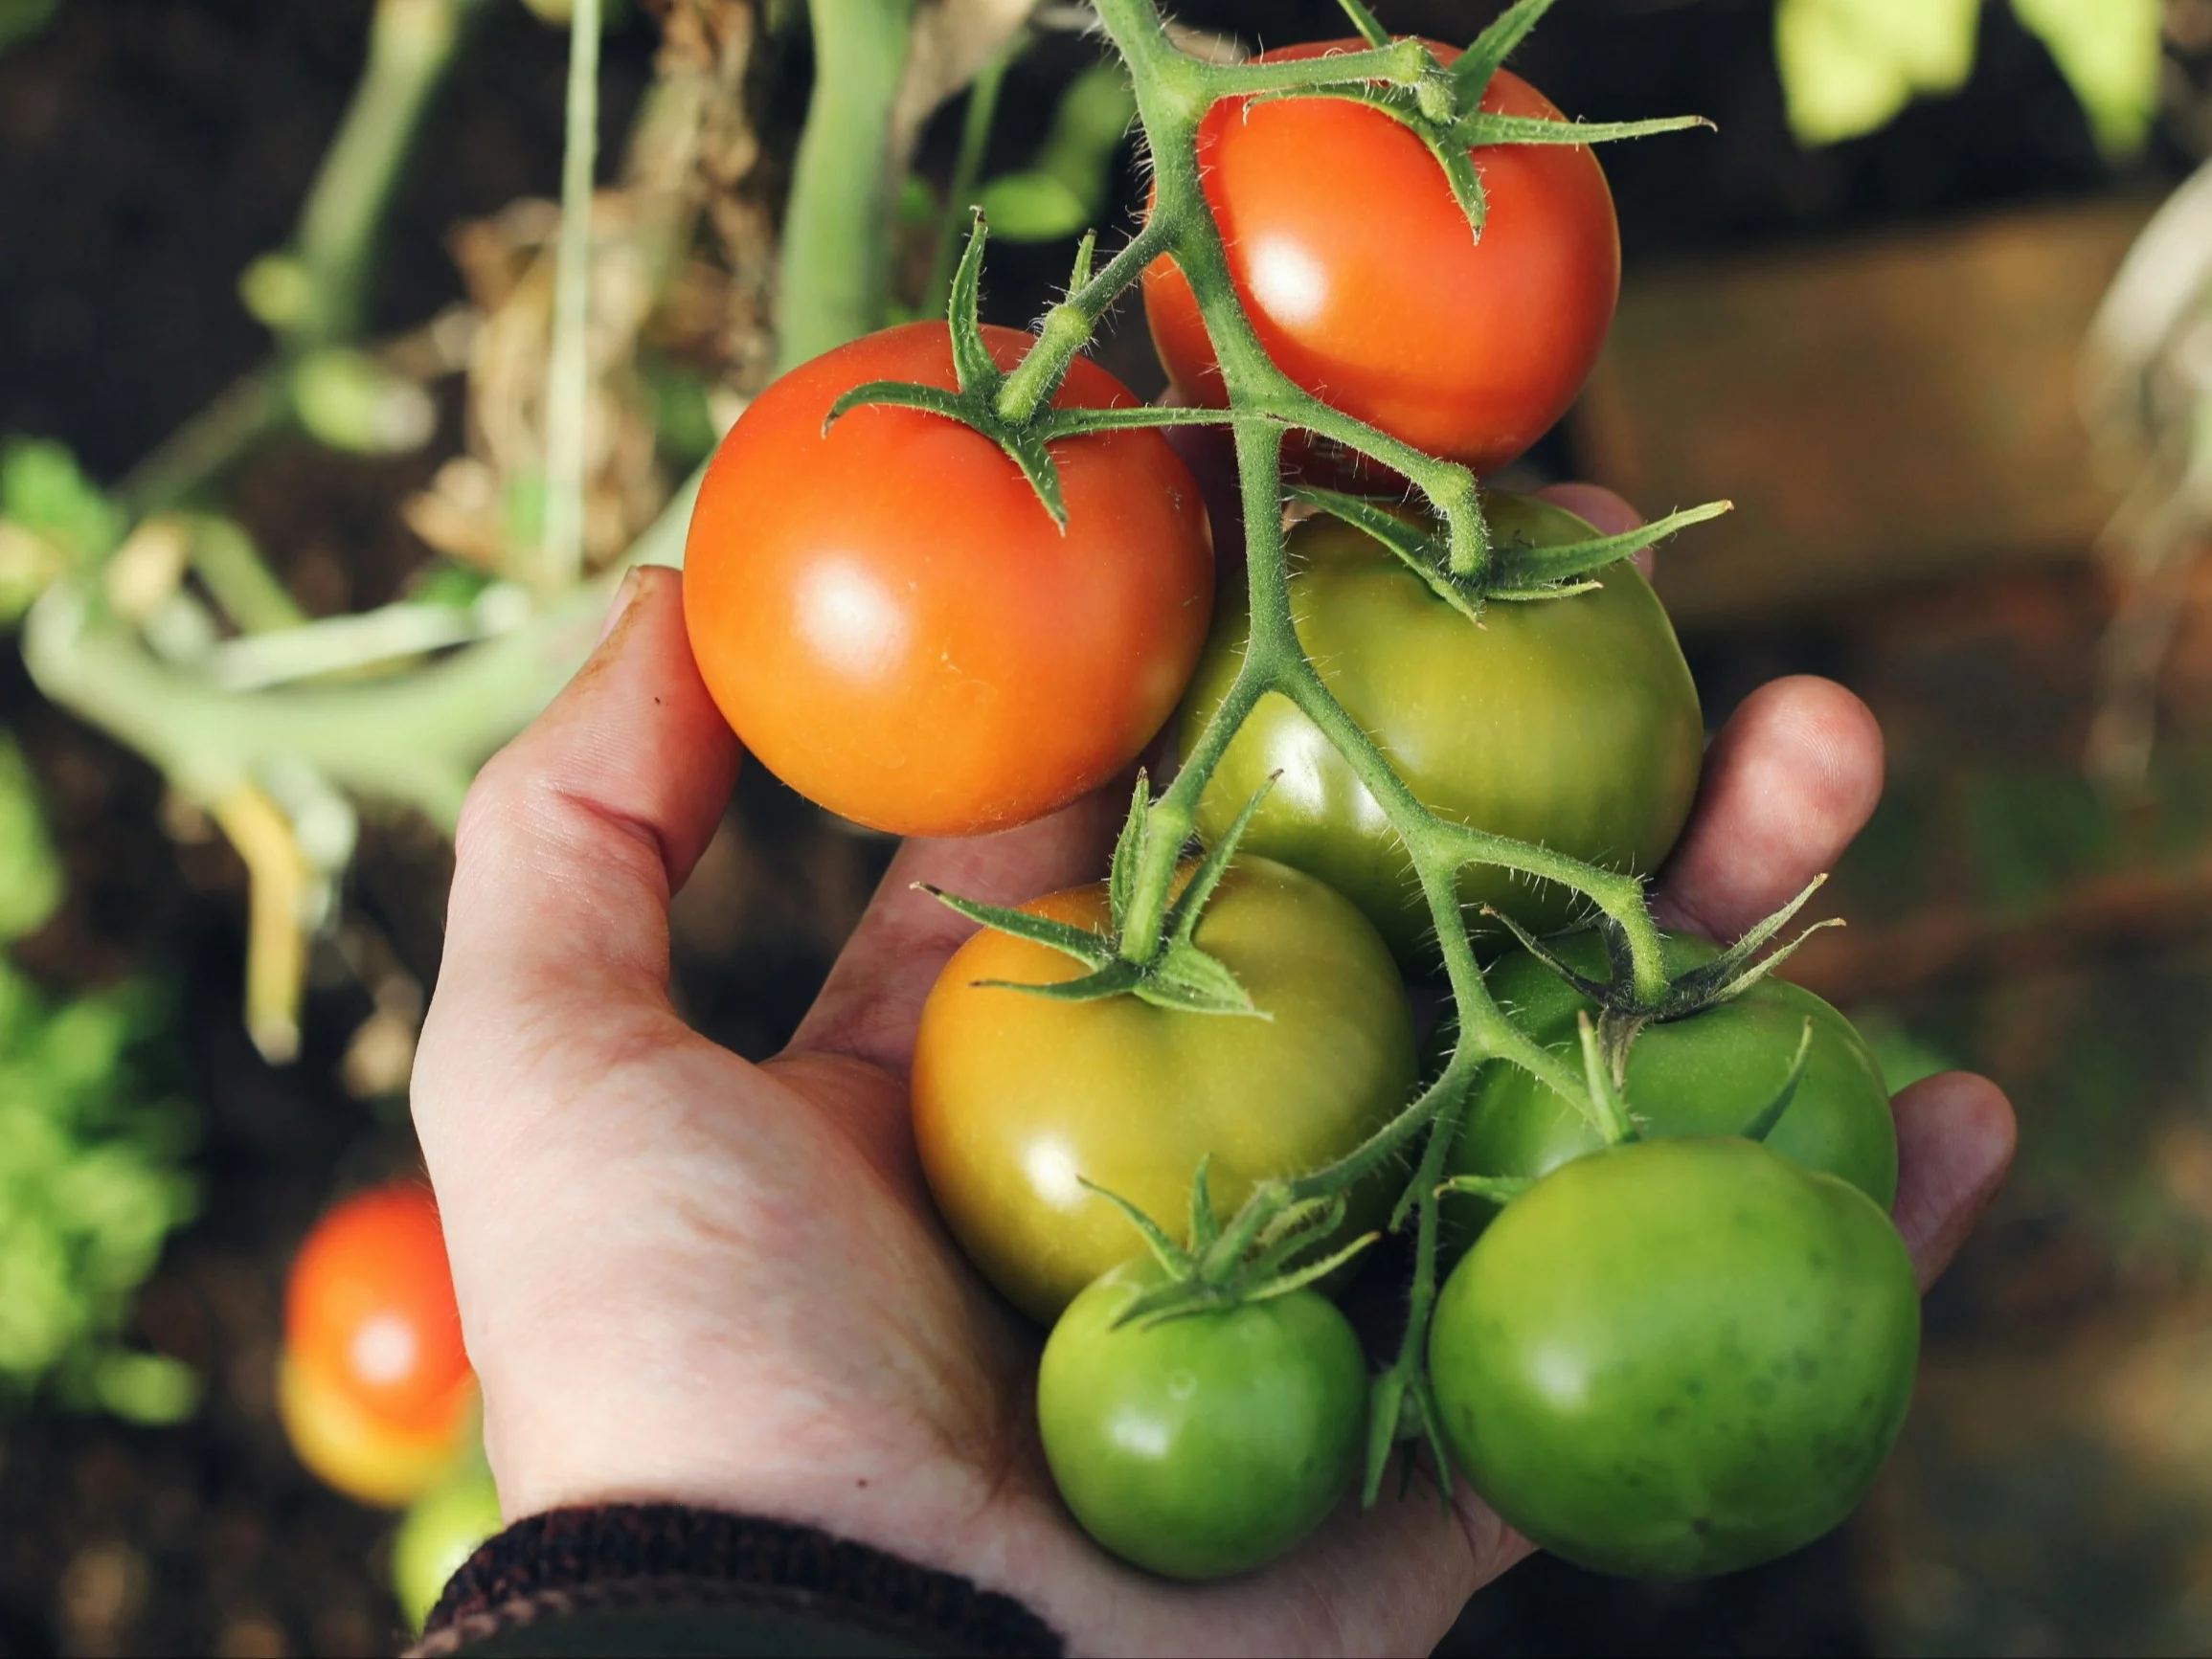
[1142,42,1620,479]
[276,1347,480,1511]
[284,1182,472,1437]
[682,320,1215,840]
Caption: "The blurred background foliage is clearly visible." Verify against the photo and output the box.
[1,0,2209,1653]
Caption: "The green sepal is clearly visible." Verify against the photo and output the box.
[1000,427,1069,531]
[1068,227,1098,291]
[1488,499,1733,592]
[1108,773,1149,935]
[1741,1019,1817,1144]
[1435,1172,1535,1205]
[1242,1195,1347,1283]
[915,883,1114,968]
[1425,122,1491,242]
[1477,904,1617,1005]
[1081,1176,1194,1284]
[1130,939,1262,1016]
[1290,487,1486,623]
[1452,112,1715,150]
[946,209,1002,398]
[970,958,1146,1004]
[1187,1155,1220,1253]
[1363,1371,1408,1507]
[1034,404,1242,438]
[1663,875,1840,1011]
[1452,0,1561,101]
[1241,1227,1378,1303]
[822,378,975,436]
[1413,1376,1455,1510]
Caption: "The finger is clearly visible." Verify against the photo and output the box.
[1534,481,1652,574]
[425,567,740,1042]
[785,786,1124,1078]
[1891,1071,2017,1292]
[1653,676,1885,943]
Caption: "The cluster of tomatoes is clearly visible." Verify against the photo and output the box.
[683,29,1919,1587]
[278,1183,501,1628]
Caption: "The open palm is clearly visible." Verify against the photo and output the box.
[413,496,2014,1656]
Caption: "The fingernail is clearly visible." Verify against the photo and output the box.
[598,567,644,647]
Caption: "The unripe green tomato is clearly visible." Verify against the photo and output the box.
[1039,1256,1366,1581]
[1429,1136,1919,1581]
[392,1460,503,1632]
[1446,931,1897,1240]
[1178,494,1704,966]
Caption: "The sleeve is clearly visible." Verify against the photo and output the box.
[409,1503,1066,1658]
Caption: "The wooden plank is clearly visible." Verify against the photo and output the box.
[1574,198,2156,630]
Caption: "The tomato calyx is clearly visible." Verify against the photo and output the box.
[1293,484,1732,616]
[1082,1155,1382,1330]
[919,774,1275,1017]
[824,213,1237,532]
[1484,874,1842,1096]
[1260,1,1710,246]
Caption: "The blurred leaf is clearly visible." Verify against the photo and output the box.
[0,0,56,56]
[640,356,722,466]
[2010,0,2161,159]
[0,437,124,567]
[1774,0,1979,146]
[975,170,1091,241]
[1851,1008,1960,1092]
[0,734,60,944]
[91,1351,199,1425]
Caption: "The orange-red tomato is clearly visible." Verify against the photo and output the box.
[277,1348,479,1510]
[1143,45,1619,477]
[684,322,1215,837]
[285,1183,471,1436]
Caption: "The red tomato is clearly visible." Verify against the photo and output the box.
[684,322,1214,837]
[1143,44,1619,477]
[277,1349,478,1510]
[285,1183,470,1436]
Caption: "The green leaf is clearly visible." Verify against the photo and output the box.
[0,0,56,56]
[1774,0,1980,146]
[0,734,61,944]
[2010,0,2160,159]
[91,1350,199,1425]
[1031,62,1138,216]
[1,437,123,567]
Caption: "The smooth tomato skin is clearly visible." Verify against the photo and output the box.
[684,321,1214,837]
[277,1348,478,1509]
[1429,1137,1920,1580]
[1447,932,1898,1234]
[1039,1256,1366,1580]
[286,1183,471,1435]
[1143,46,1618,476]
[912,857,1416,1323]
[1179,496,1703,964]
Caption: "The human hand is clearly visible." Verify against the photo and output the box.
[412,489,2014,1656]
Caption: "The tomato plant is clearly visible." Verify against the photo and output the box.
[1179,495,1704,963]
[285,1183,471,1436]
[1143,43,1619,478]
[1429,1136,1920,1580]
[1038,1255,1366,1581]
[684,320,1214,837]
[912,856,1416,1323]
[1446,930,1897,1232]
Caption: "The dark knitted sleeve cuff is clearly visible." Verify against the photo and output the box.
[410,1504,1064,1658]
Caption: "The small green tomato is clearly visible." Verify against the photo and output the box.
[1038,1256,1367,1581]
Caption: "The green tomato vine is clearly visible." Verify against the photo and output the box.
[860,0,1837,1497]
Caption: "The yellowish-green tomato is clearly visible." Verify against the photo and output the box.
[1179,494,1704,965]
[912,857,1416,1323]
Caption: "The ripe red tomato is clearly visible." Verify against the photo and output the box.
[285,1183,471,1437]
[1143,43,1619,477]
[684,322,1214,837]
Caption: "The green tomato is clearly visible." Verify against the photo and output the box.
[1446,931,1896,1236]
[392,1459,503,1631]
[1430,1136,1919,1581]
[1039,1256,1367,1581]
[1178,494,1703,965]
